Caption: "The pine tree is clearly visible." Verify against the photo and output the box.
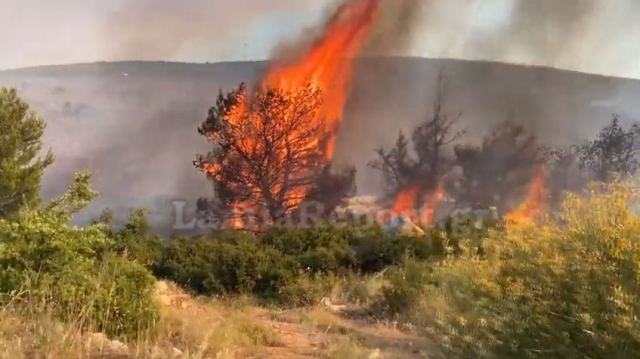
[0,88,54,217]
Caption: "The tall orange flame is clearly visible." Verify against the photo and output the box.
[393,183,420,214]
[421,183,446,225]
[205,0,383,227]
[392,182,445,226]
[506,168,548,225]
[264,0,381,159]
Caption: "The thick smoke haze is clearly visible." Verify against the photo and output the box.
[1,0,640,234]
[102,0,337,63]
[2,0,639,78]
[411,0,640,78]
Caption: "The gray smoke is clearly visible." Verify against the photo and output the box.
[412,0,640,78]
[2,0,639,234]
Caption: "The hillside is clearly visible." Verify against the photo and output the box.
[2,58,639,231]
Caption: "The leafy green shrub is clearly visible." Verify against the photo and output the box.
[274,271,337,307]
[379,260,433,317]
[156,232,282,296]
[261,226,358,273]
[155,225,442,306]
[262,225,437,273]
[0,174,159,339]
[385,183,640,358]
[112,209,164,268]
[92,254,159,338]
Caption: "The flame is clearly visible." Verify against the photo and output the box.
[506,169,548,225]
[203,0,382,224]
[392,182,445,226]
[264,0,381,159]
[393,183,420,214]
[420,183,446,225]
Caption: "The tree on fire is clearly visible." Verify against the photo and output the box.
[195,83,355,223]
[369,72,464,201]
[454,121,544,212]
[577,116,640,182]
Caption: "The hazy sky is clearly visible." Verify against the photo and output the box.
[2,0,640,78]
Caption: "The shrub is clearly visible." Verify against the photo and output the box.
[379,260,433,317]
[386,183,640,358]
[91,254,159,338]
[0,174,159,339]
[156,233,282,296]
[112,209,164,269]
[156,225,442,306]
[274,272,338,307]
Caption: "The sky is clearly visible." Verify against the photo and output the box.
[2,0,640,79]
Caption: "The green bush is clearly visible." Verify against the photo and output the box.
[274,271,338,307]
[383,183,640,358]
[112,209,164,269]
[379,260,433,317]
[155,233,282,296]
[155,225,442,306]
[92,254,159,338]
[0,174,159,339]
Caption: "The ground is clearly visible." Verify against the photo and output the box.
[154,281,436,359]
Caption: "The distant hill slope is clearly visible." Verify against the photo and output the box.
[2,58,639,231]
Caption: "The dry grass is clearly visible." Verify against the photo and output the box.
[0,281,436,358]
[300,307,349,335]
[0,282,282,359]
[321,336,371,359]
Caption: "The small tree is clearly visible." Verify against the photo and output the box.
[0,88,54,217]
[454,121,543,212]
[195,83,355,223]
[542,146,587,205]
[578,116,640,182]
[370,72,464,202]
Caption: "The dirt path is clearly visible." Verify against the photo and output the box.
[252,307,436,358]
[155,282,436,358]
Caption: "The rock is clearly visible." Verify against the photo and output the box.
[171,347,184,358]
[85,332,130,357]
[368,348,382,359]
[320,297,348,312]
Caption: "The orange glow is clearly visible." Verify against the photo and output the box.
[506,169,548,225]
[393,183,420,214]
[392,182,446,225]
[420,183,446,225]
[202,0,383,225]
[264,0,381,159]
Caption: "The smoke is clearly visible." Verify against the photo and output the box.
[102,0,335,62]
[365,0,425,55]
[3,0,639,232]
[334,0,640,194]
[413,0,640,78]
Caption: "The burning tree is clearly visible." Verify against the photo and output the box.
[195,0,381,227]
[454,121,544,213]
[370,72,463,217]
[195,83,355,224]
[578,116,640,182]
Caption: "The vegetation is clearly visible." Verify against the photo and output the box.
[578,116,640,182]
[0,88,54,218]
[0,90,157,342]
[376,182,640,358]
[370,72,464,201]
[0,173,158,339]
[153,226,440,306]
[4,81,640,358]
[454,120,543,212]
[195,83,355,223]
